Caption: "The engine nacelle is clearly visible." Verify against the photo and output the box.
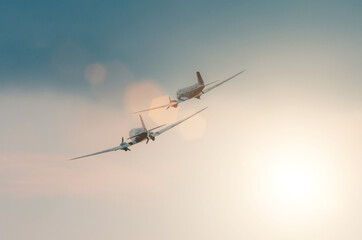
[120,139,131,151]
[168,96,178,109]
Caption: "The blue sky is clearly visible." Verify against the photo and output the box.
[2,0,362,90]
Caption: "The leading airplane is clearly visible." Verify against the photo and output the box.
[133,70,245,114]
[70,107,207,160]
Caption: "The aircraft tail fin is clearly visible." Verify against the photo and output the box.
[139,115,147,129]
[196,72,204,85]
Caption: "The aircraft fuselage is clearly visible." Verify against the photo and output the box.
[176,83,204,101]
[129,128,147,143]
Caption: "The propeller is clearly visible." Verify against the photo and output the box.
[127,124,166,144]
[166,96,178,109]
[120,137,131,151]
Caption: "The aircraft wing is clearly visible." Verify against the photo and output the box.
[197,70,245,97]
[70,142,133,160]
[151,107,207,137]
[132,102,177,114]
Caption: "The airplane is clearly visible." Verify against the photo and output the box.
[132,70,245,114]
[70,107,207,160]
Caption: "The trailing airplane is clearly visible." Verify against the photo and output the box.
[70,107,207,160]
[133,70,245,114]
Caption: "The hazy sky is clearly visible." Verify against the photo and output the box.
[1,1,362,239]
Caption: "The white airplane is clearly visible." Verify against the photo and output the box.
[133,70,245,113]
[70,107,207,160]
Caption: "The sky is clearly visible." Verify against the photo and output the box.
[1,0,362,239]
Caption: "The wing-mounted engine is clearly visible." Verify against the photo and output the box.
[166,96,178,109]
[120,137,131,151]
[148,132,156,141]
[127,119,166,144]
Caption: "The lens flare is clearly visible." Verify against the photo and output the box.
[124,81,179,125]
[124,80,165,113]
[85,63,107,86]
[148,95,179,125]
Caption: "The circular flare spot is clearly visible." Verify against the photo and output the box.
[124,80,179,126]
[148,95,179,125]
[85,63,107,86]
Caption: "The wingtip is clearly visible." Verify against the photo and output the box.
[69,155,83,160]
[130,109,149,114]
[199,106,208,113]
[69,156,84,160]
[130,110,143,114]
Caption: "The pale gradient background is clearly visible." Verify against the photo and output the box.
[1,0,362,239]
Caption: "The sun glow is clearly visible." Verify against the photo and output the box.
[270,161,317,205]
[265,142,326,207]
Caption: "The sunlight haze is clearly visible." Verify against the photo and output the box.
[1,0,362,239]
